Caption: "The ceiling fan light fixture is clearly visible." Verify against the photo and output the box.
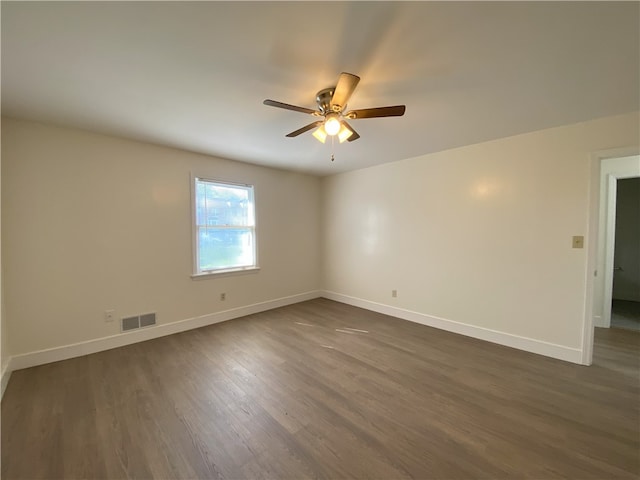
[324,114,341,136]
[312,125,328,143]
[337,124,353,143]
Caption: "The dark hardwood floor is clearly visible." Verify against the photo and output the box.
[2,298,639,479]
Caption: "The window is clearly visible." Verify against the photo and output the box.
[193,177,256,275]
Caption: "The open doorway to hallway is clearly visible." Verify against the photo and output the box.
[592,170,639,377]
[610,177,640,332]
[583,153,639,366]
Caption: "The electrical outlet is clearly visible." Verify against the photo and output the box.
[104,310,115,322]
[220,292,226,301]
[392,290,397,298]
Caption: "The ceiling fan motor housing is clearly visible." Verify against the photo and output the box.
[316,87,337,114]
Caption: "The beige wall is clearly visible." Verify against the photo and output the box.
[322,112,639,351]
[1,118,321,356]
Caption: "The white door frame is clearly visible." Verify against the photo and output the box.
[582,150,640,365]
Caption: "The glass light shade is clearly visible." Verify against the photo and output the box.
[337,124,353,143]
[312,126,327,143]
[324,115,341,136]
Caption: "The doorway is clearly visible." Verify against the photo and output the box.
[583,154,640,365]
[610,177,640,331]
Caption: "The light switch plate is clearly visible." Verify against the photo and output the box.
[572,236,584,249]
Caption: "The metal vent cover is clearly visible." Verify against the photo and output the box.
[121,316,139,332]
[140,313,156,328]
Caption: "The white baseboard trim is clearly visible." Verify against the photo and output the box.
[10,290,322,372]
[1,359,12,400]
[322,291,584,364]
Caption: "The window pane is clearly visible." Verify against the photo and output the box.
[198,227,254,271]
[195,180,252,227]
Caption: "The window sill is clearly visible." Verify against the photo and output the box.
[191,266,260,280]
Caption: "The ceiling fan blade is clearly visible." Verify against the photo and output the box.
[345,105,406,119]
[342,120,360,142]
[286,121,324,137]
[263,99,317,115]
[330,72,360,111]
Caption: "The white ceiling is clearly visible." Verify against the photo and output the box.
[2,2,638,176]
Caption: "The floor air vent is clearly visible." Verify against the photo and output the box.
[121,313,157,332]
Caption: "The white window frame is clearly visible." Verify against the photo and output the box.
[191,174,259,277]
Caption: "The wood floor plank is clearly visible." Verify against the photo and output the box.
[2,298,639,479]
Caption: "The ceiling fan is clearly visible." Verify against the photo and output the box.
[263,72,405,144]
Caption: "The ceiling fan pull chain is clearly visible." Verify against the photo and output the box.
[331,135,335,161]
